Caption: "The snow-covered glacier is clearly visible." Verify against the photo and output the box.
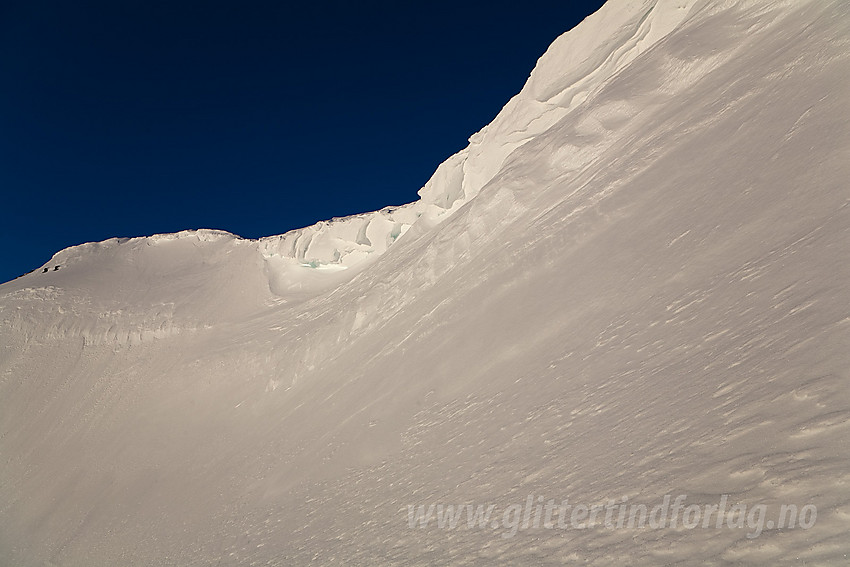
[2,0,849,565]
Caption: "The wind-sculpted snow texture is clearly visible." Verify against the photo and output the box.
[2,0,849,565]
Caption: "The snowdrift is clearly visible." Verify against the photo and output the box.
[2,0,849,565]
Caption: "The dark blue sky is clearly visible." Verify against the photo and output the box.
[0,0,605,284]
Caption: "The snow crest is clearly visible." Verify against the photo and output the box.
[2,1,849,565]
[22,0,705,296]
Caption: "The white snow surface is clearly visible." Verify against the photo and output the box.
[2,0,850,564]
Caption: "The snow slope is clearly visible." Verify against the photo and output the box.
[2,0,849,565]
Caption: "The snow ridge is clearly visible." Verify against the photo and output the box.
[2,1,849,565]
[25,0,703,293]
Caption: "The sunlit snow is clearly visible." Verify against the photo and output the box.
[1,0,849,565]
